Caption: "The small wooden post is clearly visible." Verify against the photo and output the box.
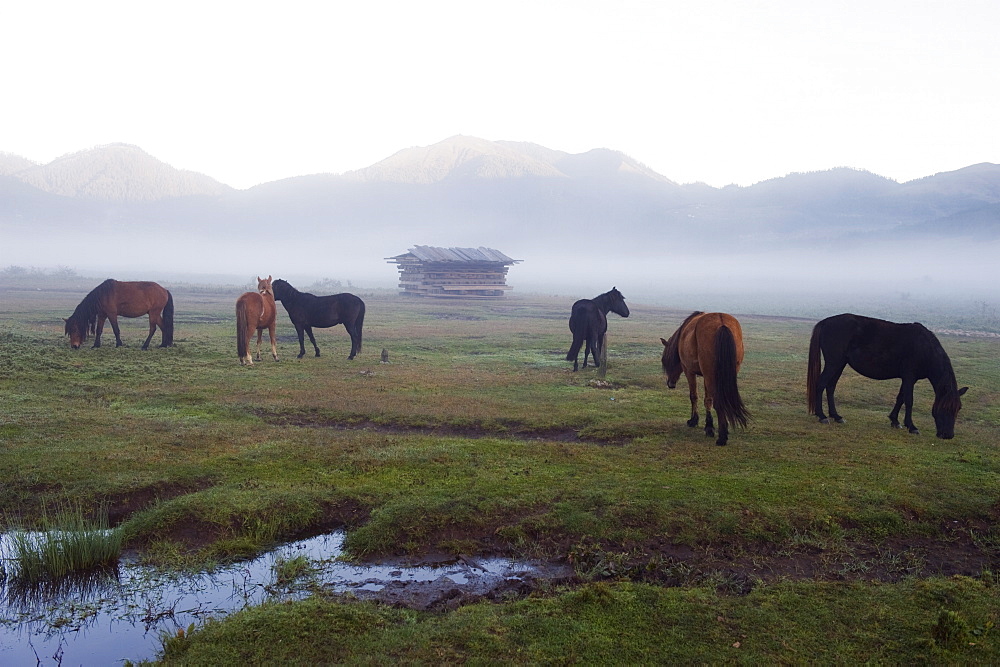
[597,333,608,378]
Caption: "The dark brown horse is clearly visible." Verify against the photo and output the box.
[807,313,967,439]
[64,279,174,349]
[566,287,630,371]
[271,279,365,359]
[661,311,750,446]
[236,276,279,366]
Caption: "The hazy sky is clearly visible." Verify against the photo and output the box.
[2,0,997,189]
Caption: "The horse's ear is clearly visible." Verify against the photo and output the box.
[958,386,969,396]
[660,337,668,346]
[268,275,272,281]
[257,276,262,281]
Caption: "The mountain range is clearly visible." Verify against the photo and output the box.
[2,136,998,284]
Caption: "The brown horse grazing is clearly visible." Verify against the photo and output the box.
[236,276,279,366]
[64,279,174,350]
[660,311,750,446]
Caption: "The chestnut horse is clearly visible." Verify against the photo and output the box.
[64,279,174,349]
[660,311,750,446]
[807,313,967,439]
[566,287,630,371]
[236,276,279,366]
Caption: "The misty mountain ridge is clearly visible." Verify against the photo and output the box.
[2,136,998,289]
[2,143,232,201]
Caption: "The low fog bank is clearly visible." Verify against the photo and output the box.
[512,238,1000,326]
[4,234,998,328]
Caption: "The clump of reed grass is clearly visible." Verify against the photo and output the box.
[4,504,124,584]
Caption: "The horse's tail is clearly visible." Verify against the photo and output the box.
[355,300,365,353]
[236,298,249,360]
[714,325,750,429]
[806,322,822,415]
[161,291,175,346]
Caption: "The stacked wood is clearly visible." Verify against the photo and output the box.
[386,246,521,299]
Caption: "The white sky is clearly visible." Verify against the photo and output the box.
[1,0,997,189]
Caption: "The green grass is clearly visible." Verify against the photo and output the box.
[4,504,124,584]
[157,578,999,664]
[2,282,999,662]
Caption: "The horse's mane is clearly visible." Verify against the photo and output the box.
[591,287,628,317]
[68,279,116,336]
[273,279,308,299]
[923,328,962,415]
[662,311,704,377]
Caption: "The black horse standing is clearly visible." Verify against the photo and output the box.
[271,279,366,360]
[566,287,630,371]
[807,313,968,439]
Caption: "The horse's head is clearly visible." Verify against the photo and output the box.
[64,316,87,349]
[271,278,287,301]
[257,275,274,296]
[660,336,682,388]
[609,287,630,318]
[932,386,968,439]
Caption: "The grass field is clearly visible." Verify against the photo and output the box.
[1,278,998,662]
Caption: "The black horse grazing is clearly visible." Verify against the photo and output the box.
[566,287,630,371]
[807,313,968,439]
[271,279,365,359]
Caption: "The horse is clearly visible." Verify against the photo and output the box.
[807,313,968,439]
[271,279,366,360]
[566,287,630,371]
[64,279,174,350]
[236,276,279,366]
[660,311,750,446]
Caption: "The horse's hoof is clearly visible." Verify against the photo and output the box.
[909,428,920,435]
[819,418,830,424]
[715,440,727,446]
[834,417,846,424]
[705,430,715,438]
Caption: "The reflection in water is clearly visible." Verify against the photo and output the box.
[0,531,571,665]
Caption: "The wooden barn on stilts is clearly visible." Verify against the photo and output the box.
[386,246,521,299]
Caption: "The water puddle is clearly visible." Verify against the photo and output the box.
[0,531,572,665]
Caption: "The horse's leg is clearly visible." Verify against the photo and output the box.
[345,325,360,360]
[890,379,919,434]
[715,417,728,446]
[582,338,592,369]
[818,361,848,424]
[242,327,254,366]
[305,326,320,357]
[269,322,279,361]
[93,316,106,348]
[590,332,602,368]
[108,315,124,347]
[685,369,699,428]
[295,325,307,358]
[255,327,264,361]
[141,316,157,350]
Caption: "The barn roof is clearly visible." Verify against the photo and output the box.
[387,246,520,264]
